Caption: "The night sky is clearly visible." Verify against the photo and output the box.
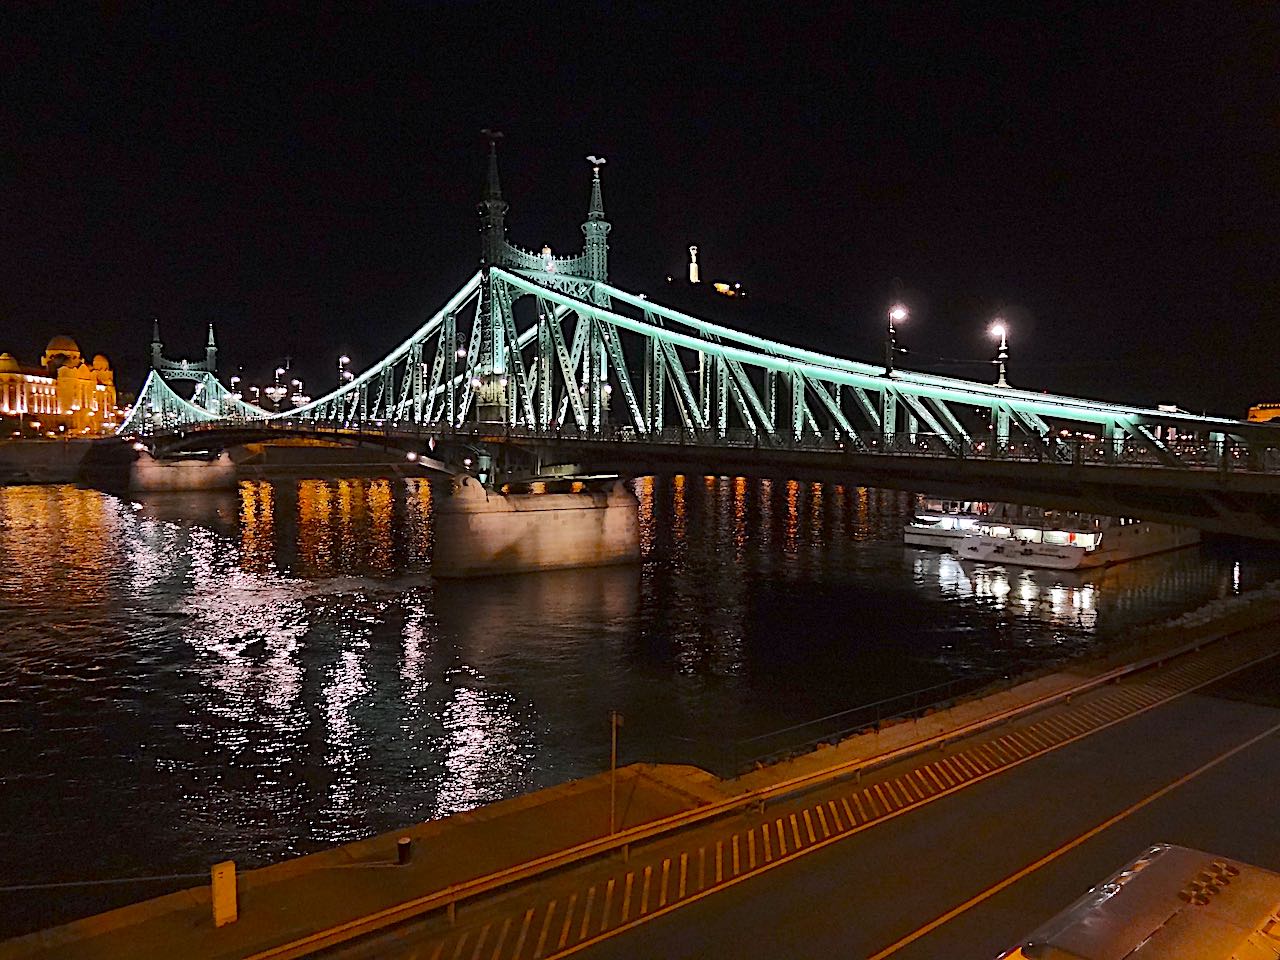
[5,4,1277,415]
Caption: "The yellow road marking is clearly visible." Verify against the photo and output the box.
[532,900,556,959]
[816,805,830,838]
[621,872,633,922]
[716,840,724,881]
[865,719,1280,960]
[577,887,595,943]
[829,800,845,831]
[678,853,688,899]
[803,808,817,843]
[658,859,670,908]
[846,794,862,824]
[490,916,512,960]
[789,813,803,849]
[599,878,614,934]
[776,818,788,855]
[873,782,892,811]
[511,907,533,959]
[640,865,652,915]
[556,893,576,950]
[762,823,773,863]
[732,834,740,876]
[470,923,488,960]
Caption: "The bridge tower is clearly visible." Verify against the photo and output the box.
[582,158,610,283]
[148,321,217,376]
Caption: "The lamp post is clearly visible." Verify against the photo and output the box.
[886,302,908,375]
[990,320,1009,387]
[338,355,353,386]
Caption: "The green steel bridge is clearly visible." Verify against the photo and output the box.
[120,143,1280,539]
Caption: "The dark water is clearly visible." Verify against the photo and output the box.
[2,477,1277,933]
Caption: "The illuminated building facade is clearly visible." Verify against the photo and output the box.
[0,336,119,436]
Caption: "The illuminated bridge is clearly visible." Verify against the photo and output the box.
[120,142,1280,540]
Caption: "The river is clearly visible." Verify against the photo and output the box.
[1,476,1276,934]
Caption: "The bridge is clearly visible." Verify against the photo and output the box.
[119,141,1280,540]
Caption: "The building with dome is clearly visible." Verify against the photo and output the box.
[0,336,119,436]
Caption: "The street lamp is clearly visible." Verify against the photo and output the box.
[338,355,353,385]
[886,302,908,375]
[990,320,1009,387]
[230,375,242,400]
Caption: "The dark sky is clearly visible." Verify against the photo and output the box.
[4,3,1277,414]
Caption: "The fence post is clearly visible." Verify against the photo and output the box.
[211,860,237,927]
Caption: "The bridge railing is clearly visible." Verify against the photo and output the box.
[134,417,1280,476]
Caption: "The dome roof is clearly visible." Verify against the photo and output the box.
[46,335,80,354]
[91,354,110,370]
[0,353,18,373]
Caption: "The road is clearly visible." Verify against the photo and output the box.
[579,658,1280,960]
[332,636,1280,960]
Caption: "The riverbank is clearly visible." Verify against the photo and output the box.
[0,439,96,484]
[5,581,1278,960]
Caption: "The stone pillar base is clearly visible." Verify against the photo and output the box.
[433,476,640,578]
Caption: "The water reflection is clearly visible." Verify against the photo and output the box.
[3,477,1280,937]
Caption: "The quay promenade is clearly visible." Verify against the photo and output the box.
[4,588,1279,960]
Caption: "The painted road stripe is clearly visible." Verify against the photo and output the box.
[762,823,773,863]
[429,942,444,960]
[748,828,758,868]
[829,800,845,831]
[599,878,615,934]
[732,835,741,877]
[776,818,788,856]
[790,813,803,849]
[697,847,705,892]
[532,900,556,960]
[621,873,633,922]
[511,908,534,960]
[658,859,670,908]
[640,865,652,915]
[556,894,576,950]
[816,804,830,838]
[804,808,817,843]
[470,924,489,960]
[577,887,595,943]
[490,916,511,960]
[873,783,893,811]
[849,792,866,822]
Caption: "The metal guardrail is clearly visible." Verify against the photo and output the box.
[133,418,1280,476]
[241,622,1252,960]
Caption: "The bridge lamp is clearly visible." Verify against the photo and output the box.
[406,451,418,462]
[989,320,1009,388]
[886,303,908,374]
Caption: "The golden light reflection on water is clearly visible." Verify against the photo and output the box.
[298,479,335,575]
[239,481,275,572]
[732,476,748,561]
[404,478,433,564]
[784,479,800,554]
[636,475,655,555]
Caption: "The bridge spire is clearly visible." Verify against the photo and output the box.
[150,319,162,369]
[206,323,217,373]
[478,129,509,266]
[582,156,610,281]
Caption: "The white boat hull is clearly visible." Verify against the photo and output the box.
[955,536,1088,570]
